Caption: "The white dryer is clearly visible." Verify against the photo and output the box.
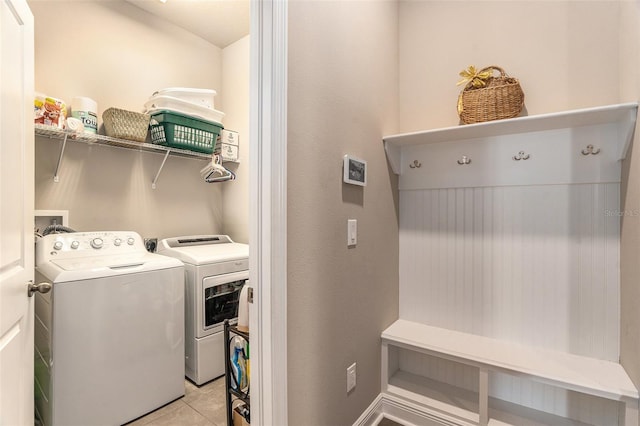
[158,235,249,385]
[34,231,185,426]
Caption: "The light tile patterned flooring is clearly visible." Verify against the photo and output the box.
[36,376,402,426]
[125,380,405,426]
[126,377,227,426]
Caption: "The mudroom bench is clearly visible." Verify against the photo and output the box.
[381,319,639,426]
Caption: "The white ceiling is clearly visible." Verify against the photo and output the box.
[125,0,250,48]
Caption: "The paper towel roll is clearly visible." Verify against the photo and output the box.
[237,285,249,332]
[71,96,98,134]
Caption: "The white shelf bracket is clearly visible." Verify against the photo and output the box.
[619,108,638,160]
[53,133,68,183]
[383,140,401,175]
[151,150,171,190]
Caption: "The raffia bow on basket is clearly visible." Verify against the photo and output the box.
[456,65,524,124]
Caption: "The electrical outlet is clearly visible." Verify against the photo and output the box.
[347,362,356,393]
[144,238,158,253]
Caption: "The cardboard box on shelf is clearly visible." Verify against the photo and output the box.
[233,406,250,426]
[221,129,239,146]
[221,143,239,162]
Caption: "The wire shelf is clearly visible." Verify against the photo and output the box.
[35,124,212,160]
[35,124,212,188]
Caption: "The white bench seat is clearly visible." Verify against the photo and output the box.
[381,319,639,426]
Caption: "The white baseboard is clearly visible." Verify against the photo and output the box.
[353,393,470,426]
[353,393,384,426]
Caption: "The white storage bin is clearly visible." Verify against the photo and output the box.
[152,87,216,109]
[145,95,224,124]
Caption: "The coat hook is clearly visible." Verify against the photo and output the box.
[513,151,530,161]
[457,155,471,165]
[581,144,600,155]
[409,160,421,169]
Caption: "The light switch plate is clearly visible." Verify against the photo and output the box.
[347,362,356,393]
[347,219,357,246]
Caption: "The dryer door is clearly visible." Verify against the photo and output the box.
[200,271,249,336]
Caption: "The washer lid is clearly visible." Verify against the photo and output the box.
[51,253,152,270]
[158,235,248,265]
[40,252,183,283]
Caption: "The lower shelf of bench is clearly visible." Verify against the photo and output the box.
[382,320,638,403]
[381,320,639,426]
[386,370,593,426]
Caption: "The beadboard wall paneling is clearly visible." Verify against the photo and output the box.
[399,183,620,360]
[398,183,621,422]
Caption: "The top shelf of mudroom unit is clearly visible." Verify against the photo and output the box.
[383,102,638,175]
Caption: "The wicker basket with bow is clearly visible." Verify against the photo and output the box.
[457,65,524,124]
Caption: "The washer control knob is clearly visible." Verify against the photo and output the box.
[127,237,135,246]
[71,241,80,249]
[90,238,104,249]
[53,241,63,250]
[114,238,122,247]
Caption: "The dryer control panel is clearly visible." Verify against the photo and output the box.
[36,231,146,264]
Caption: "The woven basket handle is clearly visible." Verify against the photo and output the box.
[479,65,508,78]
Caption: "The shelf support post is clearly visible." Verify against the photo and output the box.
[53,133,68,183]
[151,150,171,189]
[381,342,389,393]
[479,367,489,426]
[621,398,639,426]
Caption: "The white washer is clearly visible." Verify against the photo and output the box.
[34,231,185,426]
[158,235,249,385]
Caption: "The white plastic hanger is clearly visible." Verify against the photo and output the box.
[200,154,236,183]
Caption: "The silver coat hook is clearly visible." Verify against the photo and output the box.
[581,145,600,155]
[457,155,471,165]
[513,151,530,161]
[409,160,421,169]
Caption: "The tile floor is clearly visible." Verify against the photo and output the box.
[123,379,404,426]
[126,377,228,426]
[37,377,401,426]
[124,379,404,426]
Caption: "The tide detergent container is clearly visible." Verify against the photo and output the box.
[71,96,98,134]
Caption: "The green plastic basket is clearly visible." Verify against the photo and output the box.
[149,110,223,154]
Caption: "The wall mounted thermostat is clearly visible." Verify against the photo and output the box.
[343,155,367,186]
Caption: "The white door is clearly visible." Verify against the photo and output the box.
[0,0,35,424]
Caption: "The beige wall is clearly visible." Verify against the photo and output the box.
[399,0,620,131]
[619,0,640,389]
[31,1,229,239]
[221,35,250,244]
[287,1,399,424]
[29,1,224,118]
